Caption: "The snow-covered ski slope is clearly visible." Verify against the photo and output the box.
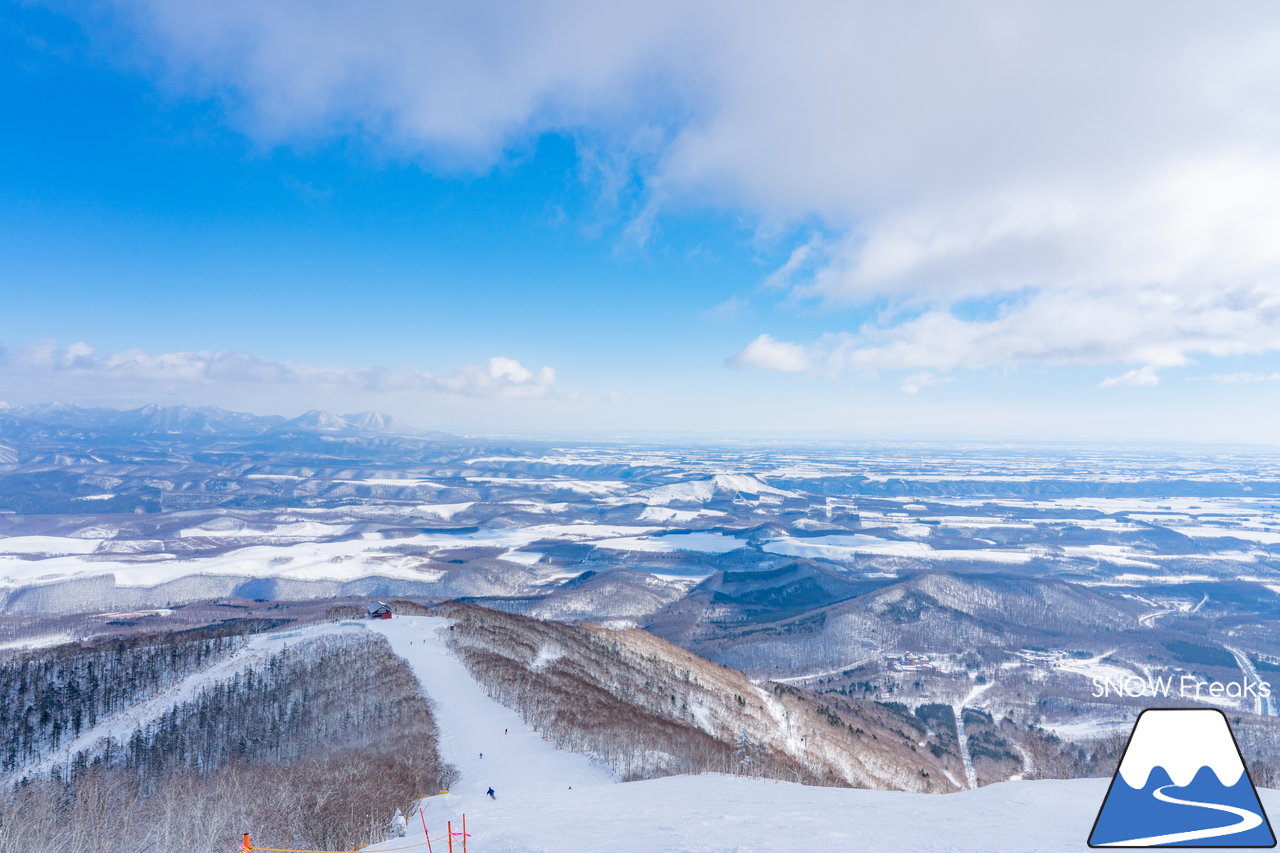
[362,615,1280,852]
[368,616,615,801]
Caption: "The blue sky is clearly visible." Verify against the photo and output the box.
[3,2,1280,441]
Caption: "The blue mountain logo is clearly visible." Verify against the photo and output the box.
[1090,708,1275,847]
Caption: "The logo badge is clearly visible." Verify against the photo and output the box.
[1089,708,1275,847]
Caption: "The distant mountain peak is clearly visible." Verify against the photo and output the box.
[288,410,349,430]
[642,472,796,505]
[342,410,420,435]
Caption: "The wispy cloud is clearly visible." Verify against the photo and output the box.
[731,273,1278,383]
[6,341,560,399]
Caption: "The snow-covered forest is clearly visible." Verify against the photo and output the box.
[0,628,453,852]
[1,625,243,774]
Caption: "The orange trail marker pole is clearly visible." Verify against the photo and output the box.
[421,807,433,853]
[447,820,454,853]
[242,832,252,850]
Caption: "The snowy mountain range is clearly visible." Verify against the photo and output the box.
[0,401,440,439]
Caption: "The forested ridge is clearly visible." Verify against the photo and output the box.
[0,625,453,853]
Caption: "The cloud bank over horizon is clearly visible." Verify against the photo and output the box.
[0,340,561,406]
[100,0,1280,388]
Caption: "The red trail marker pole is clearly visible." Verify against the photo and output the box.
[421,807,433,853]
[462,814,468,853]
[447,820,454,853]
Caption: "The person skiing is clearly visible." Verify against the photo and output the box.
[479,752,483,759]
[486,787,495,799]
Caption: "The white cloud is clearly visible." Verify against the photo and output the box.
[900,372,951,395]
[96,1,1280,380]
[5,340,559,399]
[1099,366,1162,388]
[729,334,812,373]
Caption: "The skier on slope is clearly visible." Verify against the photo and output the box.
[391,808,407,838]
[487,787,495,799]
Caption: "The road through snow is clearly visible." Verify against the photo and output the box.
[1227,645,1276,716]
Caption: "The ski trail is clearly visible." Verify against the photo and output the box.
[363,616,615,850]
[953,682,993,790]
[1008,739,1035,782]
[1103,784,1263,846]
[1227,646,1275,716]
[954,707,978,790]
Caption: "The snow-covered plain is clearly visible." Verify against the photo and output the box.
[6,443,1280,600]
